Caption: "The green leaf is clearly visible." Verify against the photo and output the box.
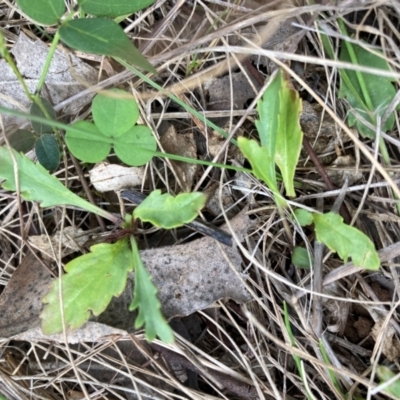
[294,208,313,226]
[65,121,111,163]
[134,189,206,229]
[313,212,380,270]
[30,98,56,136]
[35,134,60,171]
[339,40,397,138]
[92,89,139,137]
[41,239,133,334]
[238,137,281,199]
[129,238,174,342]
[7,129,36,152]
[114,125,156,166]
[274,72,303,197]
[256,71,280,154]
[377,366,400,398]
[0,146,111,218]
[59,19,156,73]
[15,0,64,25]
[78,0,156,17]
[292,246,312,269]
[255,71,303,197]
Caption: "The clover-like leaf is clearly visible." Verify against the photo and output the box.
[77,0,156,18]
[41,239,134,334]
[129,238,174,343]
[16,0,64,25]
[92,89,139,137]
[313,212,380,270]
[134,189,206,229]
[65,121,111,163]
[35,133,60,171]
[114,125,156,166]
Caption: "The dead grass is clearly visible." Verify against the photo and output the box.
[2,0,400,399]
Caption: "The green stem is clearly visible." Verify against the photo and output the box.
[36,30,61,93]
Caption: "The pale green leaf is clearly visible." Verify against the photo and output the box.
[35,134,60,171]
[59,19,156,73]
[114,125,156,166]
[256,71,281,154]
[129,238,174,343]
[15,0,64,25]
[41,239,133,334]
[65,121,111,163]
[134,189,206,229]
[78,0,156,17]
[339,41,396,138]
[92,89,139,137]
[275,73,303,197]
[294,209,313,226]
[238,137,281,198]
[292,246,312,269]
[377,366,400,398]
[313,212,380,270]
[30,98,56,136]
[0,146,110,218]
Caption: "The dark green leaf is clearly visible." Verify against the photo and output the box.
[129,237,174,342]
[92,89,139,137]
[7,129,36,152]
[339,41,397,138]
[59,19,156,73]
[30,98,56,136]
[78,0,156,17]
[134,190,206,229]
[41,239,133,334]
[65,121,111,163]
[15,0,64,25]
[35,134,60,171]
[114,125,156,166]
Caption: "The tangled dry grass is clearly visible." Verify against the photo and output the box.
[2,0,400,399]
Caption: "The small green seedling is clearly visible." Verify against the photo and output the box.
[66,89,157,166]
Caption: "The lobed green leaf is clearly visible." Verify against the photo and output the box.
[0,146,110,218]
[313,212,380,270]
[41,239,134,334]
[129,238,174,343]
[134,190,207,229]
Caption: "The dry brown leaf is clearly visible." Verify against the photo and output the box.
[28,226,92,260]
[0,252,53,338]
[89,162,145,192]
[0,32,97,131]
[159,124,198,191]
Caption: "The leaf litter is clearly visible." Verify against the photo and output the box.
[2,2,400,399]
